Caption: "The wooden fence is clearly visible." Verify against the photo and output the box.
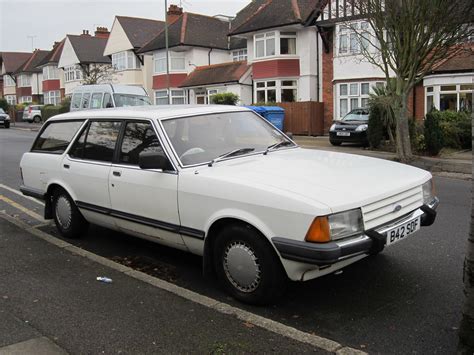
[276,101,325,136]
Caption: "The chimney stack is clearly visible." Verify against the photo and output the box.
[81,30,91,36]
[167,4,183,24]
[94,26,110,39]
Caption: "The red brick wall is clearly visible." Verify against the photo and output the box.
[252,59,300,79]
[43,79,60,92]
[322,30,334,133]
[153,74,188,90]
[407,83,425,120]
[16,87,32,98]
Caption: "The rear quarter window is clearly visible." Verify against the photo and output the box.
[32,120,84,154]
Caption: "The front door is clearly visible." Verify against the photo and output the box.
[108,120,183,247]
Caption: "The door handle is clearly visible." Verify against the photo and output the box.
[113,171,121,177]
[63,164,70,169]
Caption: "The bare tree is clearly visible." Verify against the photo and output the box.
[80,64,116,85]
[350,0,473,162]
[458,116,474,353]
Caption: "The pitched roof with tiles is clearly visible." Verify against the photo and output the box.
[229,0,322,36]
[179,61,250,87]
[138,13,235,53]
[67,35,111,64]
[116,16,166,49]
[0,52,32,74]
[430,46,474,74]
[15,50,50,74]
[37,39,65,68]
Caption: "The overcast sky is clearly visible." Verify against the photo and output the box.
[0,0,250,52]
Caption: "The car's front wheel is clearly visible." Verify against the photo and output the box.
[213,224,287,305]
[52,189,88,239]
[33,116,41,123]
[330,139,342,146]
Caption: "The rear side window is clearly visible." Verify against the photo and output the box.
[71,94,82,109]
[81,93,91,109]
[32,121,84,154]
[70,121,122,162]
[90,93,103,109]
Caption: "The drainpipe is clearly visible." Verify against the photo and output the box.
[316,29,320,102]
[208,48,213,65]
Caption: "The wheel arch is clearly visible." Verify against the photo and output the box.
[44,181,77,219]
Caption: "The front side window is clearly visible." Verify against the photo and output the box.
[90,93,103,109]
[119,121,165,166]
[162,111,294,166]
[71,93,82,109]
[103,93,113,108]
[32,120,84,154]
[70,121,122,162]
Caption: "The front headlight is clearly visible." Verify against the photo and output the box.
[328,209,364,240]
[422,179,435,204]
[355,124,368,132]
[305,209,364,243]
[5,115,10,120]
[330,123,336,131]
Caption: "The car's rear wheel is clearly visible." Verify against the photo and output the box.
[33,116,41,123]
[213,224,287,305]
[330,140,342,146]
[52,189,88,239]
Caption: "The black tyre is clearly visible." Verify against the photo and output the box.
[4,122,9,129]
[52,189,88,238]
[330,140,342,146]
[213,224,287,305]
[33,116,41,123]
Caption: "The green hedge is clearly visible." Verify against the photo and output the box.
[424,111,444,156]
[367,105,385,148]
[210,93,239,105]
[41,104,70,121]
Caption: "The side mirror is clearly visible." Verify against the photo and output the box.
[138,151,171,170]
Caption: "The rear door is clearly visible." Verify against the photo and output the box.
[64,120,122,228]
[108,120,183,247]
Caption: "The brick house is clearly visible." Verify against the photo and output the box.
[13,49,50,104]
[137,5,247,105]
[58,28,111,96]
[103,16,165,96]
[36,40,66,105]
[0,52,32,105]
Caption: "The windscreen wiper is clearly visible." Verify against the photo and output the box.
[264,141,294,155]
[208,148,255,167]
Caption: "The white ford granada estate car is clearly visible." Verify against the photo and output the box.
[20,105,439,304]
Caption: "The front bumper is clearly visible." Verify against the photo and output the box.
[329,130,367,143]
[273,197,439,266]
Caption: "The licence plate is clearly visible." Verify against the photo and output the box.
[337,131,350,136]
[385,216,421,246]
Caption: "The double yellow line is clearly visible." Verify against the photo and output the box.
[0,184,46,223]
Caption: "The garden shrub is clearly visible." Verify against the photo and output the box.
[210,93,239,105]
[367,105,384,148]
[41,104,69,121]
[424,111,444,156]
[0,98,8,112]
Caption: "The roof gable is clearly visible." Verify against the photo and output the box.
[230,0,322,35]
[67,35,111,64]
[117,16,165,48]
[180,61,251,87]
[138,13,231,53]
[15,50,50,74]
[0,52,32,74]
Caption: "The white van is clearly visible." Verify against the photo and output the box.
[70,84,151,111]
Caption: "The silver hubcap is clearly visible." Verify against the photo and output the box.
[223,241,261,293]
[56,196,72,229]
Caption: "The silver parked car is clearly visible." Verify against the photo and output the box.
[0,108,11,128]
[23,105,43,123]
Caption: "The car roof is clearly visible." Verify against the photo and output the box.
[48,105,252,121]
[71,84,147,96]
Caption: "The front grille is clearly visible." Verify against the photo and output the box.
[362,186,423,230]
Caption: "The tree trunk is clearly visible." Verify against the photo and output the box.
[458,118,474,353]
[395,92,413,163]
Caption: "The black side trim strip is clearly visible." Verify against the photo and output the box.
[76,201,204,240]
[20,185,46,200]
[272,237,342,265]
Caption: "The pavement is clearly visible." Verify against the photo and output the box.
[7,122,471,176]
[0,215,332,354]
[293,136,472,176]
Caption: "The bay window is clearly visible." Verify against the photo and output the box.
[19,96,32,104]
[3,75,15,87]
[337,22,373,55]
[255,79,298,103]
[18,74,31,87]
[44,91,61,105]
[425,84,473,113]
[254,31,296,59]
[338,81,383,118]
[155,89,186,105]
[112,51,140,71]
[153,51,186,74]
[64,66,82,82]
[5,95,16,105]
[42,66,59,80]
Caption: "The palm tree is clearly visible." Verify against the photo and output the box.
[368,80,398,144]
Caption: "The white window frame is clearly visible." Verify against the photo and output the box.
[153,51,186,74]
[19,96,32,104]
[18,74,31,88]
[44,90,61,105]
[337,21,374,56]
[337,81,383,118]
[154,89,187,105]
[64,65,82,82]
[5,95,16,105]
[254,79,299,103]
[232,49,248,62]
[42,65,60,80]
[112,51,140,71]
[425,84,474,114]
[3,75,15,87]
[254,31,297,59]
